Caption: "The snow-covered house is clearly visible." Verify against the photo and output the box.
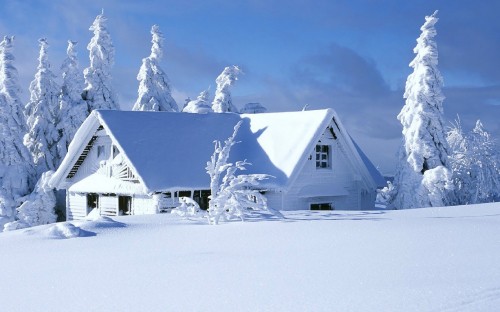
[51,109,385,220]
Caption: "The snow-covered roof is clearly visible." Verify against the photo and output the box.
[52,109,382,193]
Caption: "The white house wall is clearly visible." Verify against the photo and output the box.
[280,124,375,211]
[67,192,87,221]
[100,195,118,217]
[69,133,113,184]
[132,195,157,215]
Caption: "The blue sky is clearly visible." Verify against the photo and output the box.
[1,0,499,175]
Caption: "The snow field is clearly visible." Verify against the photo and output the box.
[1,203,500,311]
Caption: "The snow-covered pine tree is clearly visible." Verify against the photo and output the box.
[132,25,178,112]
[182,89,213,113]
[57,40,89,161]
[205,121,276,224]
[24,38,61,177]
[82,11,119,111]
[0,36,35,222]
[390,11,453,209]
[448,120,500,204]
[212,66,241,113]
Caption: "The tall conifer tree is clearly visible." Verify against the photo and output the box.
[390,11,453,209]
[133,25,178,112]
[24,38,61,176]
[82,11,119,111]
[0,36,35,221]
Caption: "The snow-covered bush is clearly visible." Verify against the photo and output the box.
[390,11,453,209]
[82,11,119,111]
[4,171,56,231]
[205,121,276,224]
[57,40,88,161]
[133,25,178,112]
[376,181,394,208]
[447,120,500,204]
[171,197,205,218]
[212,66,241,113]
[183,89,213,113]
[24,38,61,176]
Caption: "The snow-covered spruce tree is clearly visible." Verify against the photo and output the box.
[57,41,89,161]
[182,89,213,113]
[390,11,453,209]
[24,38,61,176]
[132,25,178,112]
[205,121,278,225]
[82,11,119,111]
[211,66,241,113]
[0,36,35,222]
[448,120,500,204]
[5,171,57,230]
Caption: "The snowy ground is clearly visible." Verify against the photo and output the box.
[1,203,500,312]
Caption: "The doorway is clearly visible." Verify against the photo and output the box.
[118,196,132,215]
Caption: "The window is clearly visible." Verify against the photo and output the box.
[177,191,191,198]
[315,145,330,168]
[310,203,332,211]
[97,145,105,158]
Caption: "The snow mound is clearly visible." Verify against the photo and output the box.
[79,216,126,230]
[45,223,88,239]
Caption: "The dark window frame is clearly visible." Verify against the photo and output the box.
[315,144,330,169]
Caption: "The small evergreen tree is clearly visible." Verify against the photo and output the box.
[390,11,453,209]
[82,11,119,111]
[0,36,35,221]
[212,66,241,113]
[182,89,213,113]
[24,38,61,176]
[57,40,88,161]
[133,25,178,112]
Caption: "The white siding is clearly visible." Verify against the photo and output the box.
[283,123,369,211]
[67,192,87,221]
[100,195,118,216]
[132,195,157,215]
[264,191,283,211]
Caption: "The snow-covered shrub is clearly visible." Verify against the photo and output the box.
[9,171,57,230]
[205,121,276,224]
[133,25,178,112]
[447,120,500,204]
[390,11,453,209]
[183,89,213,113]
[171,197,205,218]
[376,181,394,208]
[212,66,241,113]
[82,11,119,111]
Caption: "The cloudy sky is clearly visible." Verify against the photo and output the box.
[0,0,498,175]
